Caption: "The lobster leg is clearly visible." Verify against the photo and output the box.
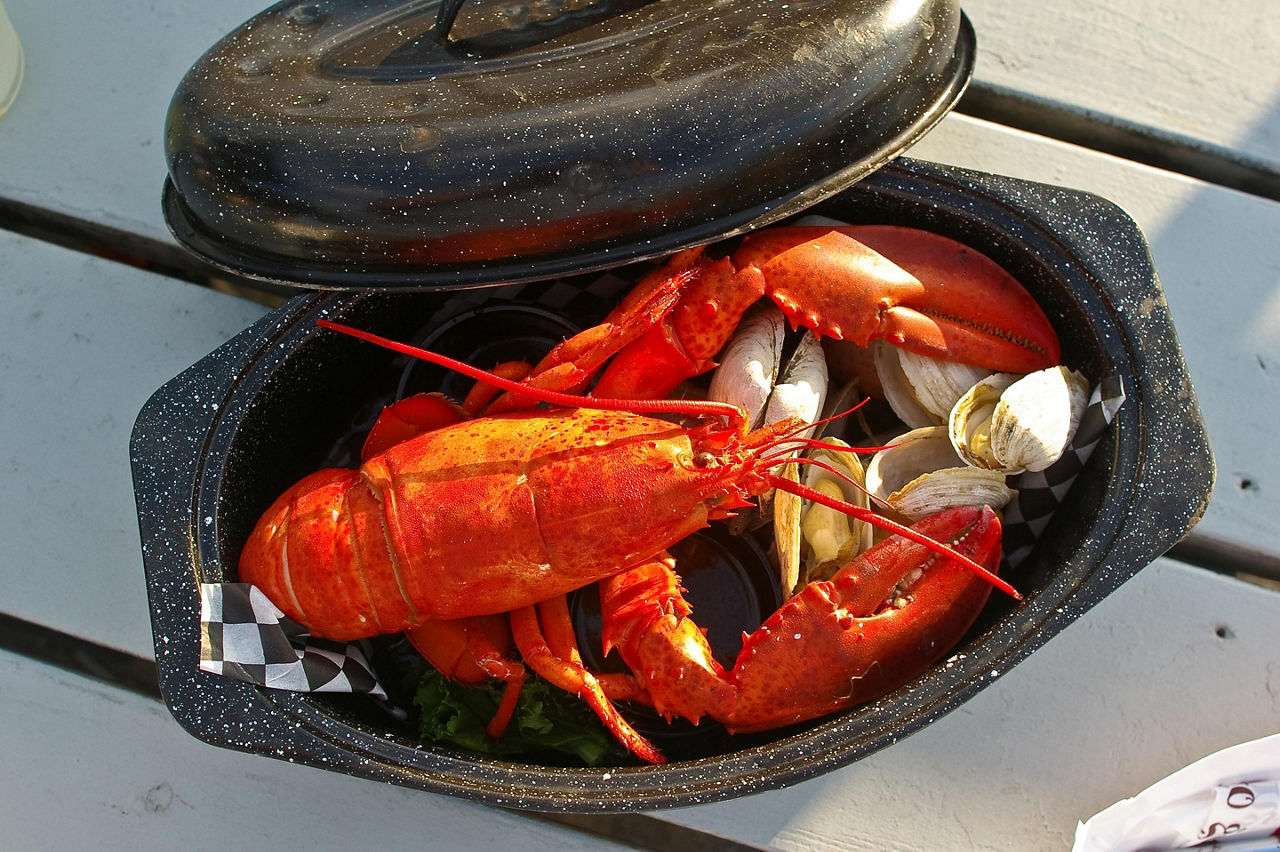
[361,393,466,461]
[406,616,527,738]
[508,249,765,402]
[535,595,650,705]
[599,553,736,724]
[485,262,705,411]
[599,506,1003,735]
[460,361,530,416]
[510,603,666,764]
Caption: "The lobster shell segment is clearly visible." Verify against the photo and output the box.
[239,468,410,639]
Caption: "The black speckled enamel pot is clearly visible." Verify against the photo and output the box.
[131,158,1213,811]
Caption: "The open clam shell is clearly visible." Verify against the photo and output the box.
[874,342,991,428]
[947,372,1022,470]
[708,308,831,594]
[950,366,1090,474]
[764,331,828,436]
[766,331,829,595]
[865,426,1015,521]
[707,307,786,430]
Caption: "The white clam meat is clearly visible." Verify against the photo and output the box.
[950,366,1090,474]
[947,373,1021,470]
[865,427,1015,521]
[798,439,873,582]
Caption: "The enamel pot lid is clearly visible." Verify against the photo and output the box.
[163,0,974,289]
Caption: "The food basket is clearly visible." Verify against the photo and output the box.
[131,0,1213,812]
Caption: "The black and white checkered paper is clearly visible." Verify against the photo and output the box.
[199,583,385,697]
[1001,375,1127,567]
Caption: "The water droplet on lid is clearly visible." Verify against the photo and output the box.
[497,3,531,29]
[529,0,564,22]
[388,94,431,115]
[289,91,328,110]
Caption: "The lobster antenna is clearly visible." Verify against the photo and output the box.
[775,401,870,443]
[762,454,905,522]
[317,320,747,429]
[763,454,868,498]
[763,454,920,523]
[758,436,906,463]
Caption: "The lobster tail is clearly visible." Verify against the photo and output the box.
[238,468,415,640]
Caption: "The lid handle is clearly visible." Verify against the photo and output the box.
[426,0,660,49]
[433,0,467,39]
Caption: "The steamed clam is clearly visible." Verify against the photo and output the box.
[709,306,828,594]
[949,366,1089,474]
[865,427,1016,522]
[798,438,873,583]
[709,306,828,437]
[707,307,786,431]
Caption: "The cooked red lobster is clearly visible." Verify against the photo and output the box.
[238,224,1058,763]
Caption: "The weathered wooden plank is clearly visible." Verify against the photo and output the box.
[0,649,636,851]
[653,558,1280,850]
[0,0,265,241]
[0,229,269,658]
[960,0,1280,175]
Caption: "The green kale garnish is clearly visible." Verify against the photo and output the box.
[411,667,629,766]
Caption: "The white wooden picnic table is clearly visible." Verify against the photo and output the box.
[1,1,1277,849]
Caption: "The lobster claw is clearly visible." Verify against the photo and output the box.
[510,224,1060,404]
[597,505,1005,737]
[724,504,1003,732]
[732,226,1061,374]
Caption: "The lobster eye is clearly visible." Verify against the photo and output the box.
[693,452,716,468]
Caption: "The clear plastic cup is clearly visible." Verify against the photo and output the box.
[0,2,23,117]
